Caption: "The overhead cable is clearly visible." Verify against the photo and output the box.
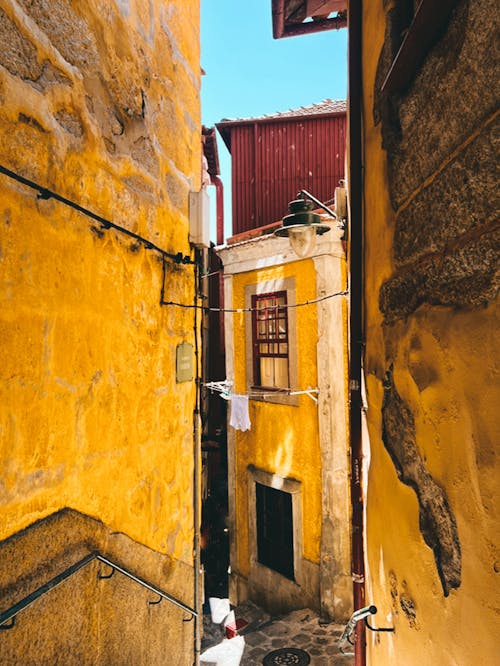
[0,164,194,265]
[162,289,348,312]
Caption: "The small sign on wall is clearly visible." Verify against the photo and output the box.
[176,342,193,383]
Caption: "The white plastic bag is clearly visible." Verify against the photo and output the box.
[208,597,230,624]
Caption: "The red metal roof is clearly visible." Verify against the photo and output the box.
[217,99,346,151]
[216,100,346,237]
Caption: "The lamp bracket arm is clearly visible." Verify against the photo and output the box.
[297,189,338,220]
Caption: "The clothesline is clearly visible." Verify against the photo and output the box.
[204,381,320,431]
[163,289,348,313]
[204,380,319,404]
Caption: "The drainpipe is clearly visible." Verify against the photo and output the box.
[210,174,225,349]
[211,175,224,246]
[193,255,203,666]
[347,1,366,666]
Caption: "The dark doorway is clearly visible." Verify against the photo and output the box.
[256,483,294,580]
[201,437,229,600]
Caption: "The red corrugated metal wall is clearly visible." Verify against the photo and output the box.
[231,114,346,235]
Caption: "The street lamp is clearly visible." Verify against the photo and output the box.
[274,189,338,257]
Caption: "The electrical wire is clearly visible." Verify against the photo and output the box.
[162,288,348,313]
[0,164,347,315]
[0,163,195,266]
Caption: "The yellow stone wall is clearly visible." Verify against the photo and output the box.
[361,3,499,665]
[0,0,200,568]
[231,260,322,571]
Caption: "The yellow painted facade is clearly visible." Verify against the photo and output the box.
[219,228,352,620]
[0,1,202,661]
[231,261,322,569]
[360,3,500,665]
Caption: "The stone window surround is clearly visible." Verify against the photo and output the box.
[244,276,299,406]
[247,465,304,591]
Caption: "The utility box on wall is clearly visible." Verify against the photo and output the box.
[189,187,210,248]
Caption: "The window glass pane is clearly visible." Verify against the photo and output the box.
[253,291,290,388]
[259,357,289,388]
[274,358,289,388]
[260,357,275,387]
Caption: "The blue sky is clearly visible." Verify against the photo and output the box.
[200,1,348,240]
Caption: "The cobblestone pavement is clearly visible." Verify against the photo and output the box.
[201,600,354,665]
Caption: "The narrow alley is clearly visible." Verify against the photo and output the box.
[0,2,497,665]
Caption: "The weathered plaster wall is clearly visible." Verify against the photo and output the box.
[313,247,352,622]
[0,510,194,665]
[362,1,499,664]
[0,0,200,660]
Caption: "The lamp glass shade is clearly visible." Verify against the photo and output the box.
[288,225,317,257]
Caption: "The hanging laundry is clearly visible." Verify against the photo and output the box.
[230,394,251,431]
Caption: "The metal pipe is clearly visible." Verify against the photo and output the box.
[347,1,367,665]
[297,189,338,219]
[192,255,203,665]
[338,605,377,655]
[208,174,225,366]
[211,175,224,246]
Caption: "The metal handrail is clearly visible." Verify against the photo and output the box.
[0,551,197,630]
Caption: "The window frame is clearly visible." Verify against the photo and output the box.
[245,277,298,406]
[251,290,290,390]
[247,466,304,589]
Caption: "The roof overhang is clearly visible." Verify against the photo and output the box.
[272,0,347,39]
[202,126,220,177]
[216,106,346,152]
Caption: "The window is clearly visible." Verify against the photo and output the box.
[251,291,289,389]
[382,0,459,94]
[256,482,294,580]
[247,467,305,604]
[245,277,298,405]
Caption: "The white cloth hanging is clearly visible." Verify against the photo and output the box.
[229,394,251,431]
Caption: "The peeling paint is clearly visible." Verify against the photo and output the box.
[382,367,461,596]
